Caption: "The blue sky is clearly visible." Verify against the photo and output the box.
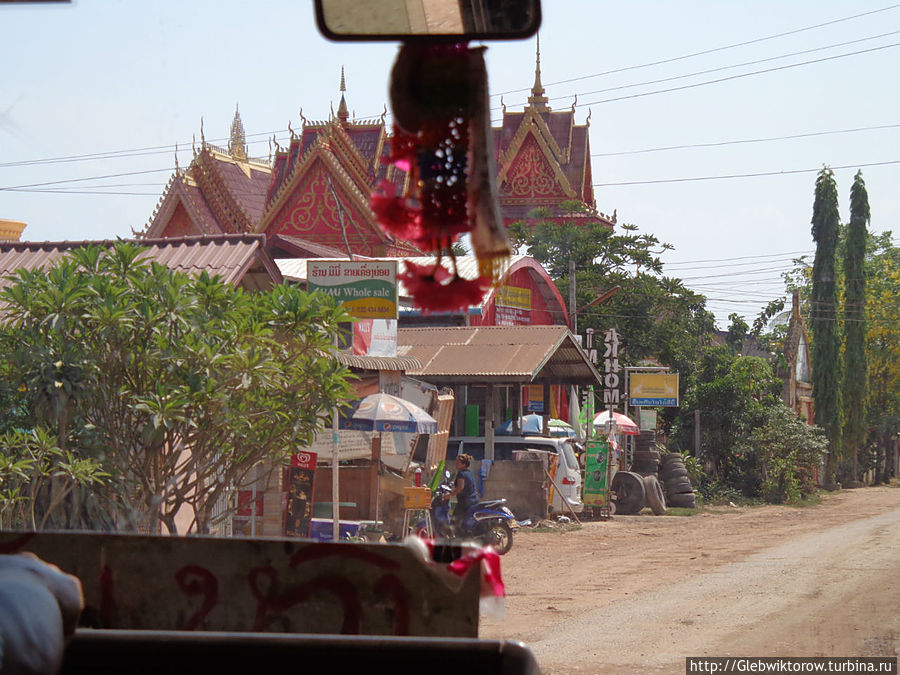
[2,0,899,327]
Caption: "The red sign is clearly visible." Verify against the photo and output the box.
[236,490,264,517]
[291,450,317,470]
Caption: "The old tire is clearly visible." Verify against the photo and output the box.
[666,492,697,509]
[660,466,689,480]
[665,476,693,494]
[643,475,667,516]
[611,471,646,515]
[483,519,513,555]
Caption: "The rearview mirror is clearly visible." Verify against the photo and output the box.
[315,0,541,41]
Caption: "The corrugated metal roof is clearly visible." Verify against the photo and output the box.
[334,351,423,372]
[0,234,282,293]
[397,325,603,385]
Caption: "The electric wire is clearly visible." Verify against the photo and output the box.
[592,159,900,187]
[491,2,900,97]
[497,30,900,111]
[592,124,900,158]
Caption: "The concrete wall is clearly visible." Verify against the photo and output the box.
[476,458,548,522]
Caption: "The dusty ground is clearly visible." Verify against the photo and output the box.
[479,484,900,674]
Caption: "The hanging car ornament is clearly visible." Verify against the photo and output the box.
[371,42,511,312]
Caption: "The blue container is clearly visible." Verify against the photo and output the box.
[308,518,360,542]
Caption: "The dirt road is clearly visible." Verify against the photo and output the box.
[479,484,900,674]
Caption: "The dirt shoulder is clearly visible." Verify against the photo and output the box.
[479,484,900,672]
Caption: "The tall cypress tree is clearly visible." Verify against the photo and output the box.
[810,167,842,483]
[842,170,869,483]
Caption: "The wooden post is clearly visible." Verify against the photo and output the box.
[485,384,495,460]
[542,382,551,436]
[513,383,523,435]
[370,435,382,522]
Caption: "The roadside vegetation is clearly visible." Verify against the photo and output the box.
[511,171,899,506]
[0,242,352,533]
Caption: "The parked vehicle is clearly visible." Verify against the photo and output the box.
[448,435,584,514]
[417,472,518,554]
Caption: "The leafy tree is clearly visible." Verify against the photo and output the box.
[842,170,869,482]
[737,405,828,503]
[725,313,749,354]
[508,207,715,395]
[809,167,842,483]
[0,243,352,533]
[0,427,108,530]
[863,238,900,483]
[672,348,782,492]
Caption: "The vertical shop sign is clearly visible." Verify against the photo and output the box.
[283,451,317,538]
[602,329,621,411]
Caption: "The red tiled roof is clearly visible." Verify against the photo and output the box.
[214,160,270,225]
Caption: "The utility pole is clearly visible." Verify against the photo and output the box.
[694,409,701,456]
[569,257,577,335]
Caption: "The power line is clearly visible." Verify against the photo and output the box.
[592,124,900,158]
[0,132,279,170]
[0,168,175,192]
[492,2,900,97]
[592,159,900,187]
[499,29,900,111]
[577,41,900,108]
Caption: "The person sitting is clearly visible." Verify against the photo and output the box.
[444,453,479,535]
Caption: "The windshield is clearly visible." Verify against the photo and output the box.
[3,3,900,673]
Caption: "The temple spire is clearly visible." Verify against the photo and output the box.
[528,34,549,111]
[337,66,350,124]
[228,103,248,160]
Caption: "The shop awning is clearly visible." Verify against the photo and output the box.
[397,325,602,386]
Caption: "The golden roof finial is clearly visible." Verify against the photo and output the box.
[337,66,350,124]
[200,117,206,146]
[174,143,179,172]
[299,107,308,126]
[228,103,248,160]
[571,94,578,113]
[528,34,549,111]
[501,96,507,114]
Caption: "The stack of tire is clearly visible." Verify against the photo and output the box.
[629,430,660,477]
[660,452,697,508]
[610,471,666,516]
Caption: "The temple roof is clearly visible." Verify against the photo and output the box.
[145,143,271,238]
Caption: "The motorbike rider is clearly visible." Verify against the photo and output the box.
[444,453,480,533]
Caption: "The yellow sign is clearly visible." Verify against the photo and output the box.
[629,373,679,407]
[495,285,531,310]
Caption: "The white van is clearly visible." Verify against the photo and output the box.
[447,436,584,514]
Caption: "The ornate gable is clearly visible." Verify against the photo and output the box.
[500,132,575,203]
[493,40,614,229]
[259,150,389,257]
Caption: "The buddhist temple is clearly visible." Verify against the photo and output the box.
[495,37,615,229]
[144,45,614,248]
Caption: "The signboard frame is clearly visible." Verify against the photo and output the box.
[629,372,679,407]
[307,260,398,320]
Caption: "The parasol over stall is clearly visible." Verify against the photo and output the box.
[593,410,640,436]
[341,392,437,434]
[340,392,438,527]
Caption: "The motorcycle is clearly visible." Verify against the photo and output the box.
[416,472,518,555]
